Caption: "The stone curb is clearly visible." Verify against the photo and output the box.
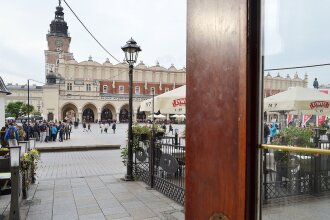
[36,145,120,152]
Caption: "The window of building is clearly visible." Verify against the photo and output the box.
[165,87,170,92]
[86,84,91,91]
[135,86,140,94]
[119,86,125,94]
[67,83,72,91]
[103,85,108,93]
[150,87,155,95]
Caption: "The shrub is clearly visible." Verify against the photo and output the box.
[272,127,314,147]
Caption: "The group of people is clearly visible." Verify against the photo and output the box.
[80,121,117,134]
[0,120,73,148]
[263,122,278,144]
[99,122,116,134]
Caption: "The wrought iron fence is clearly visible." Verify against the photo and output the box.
[134,136,185,205]
[262,142,330,202]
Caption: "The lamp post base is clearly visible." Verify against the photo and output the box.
[121,174,134,181]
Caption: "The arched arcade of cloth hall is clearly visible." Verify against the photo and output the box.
[61,103,78,122]
[119,104,129,123]
[101,103,116,122]
[82,103,98,123]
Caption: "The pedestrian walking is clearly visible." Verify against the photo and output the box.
[39,122,47,143]
[169,123,173,134]
[104,123,109,133]
[4,122,19,147]
[263,122,270,144]
[112,122,116,134]
[51,125,57,141]
[83,122,87,132]
[87,123,91,132]
[67,123,72,139]
[59,123,64,142]
[100,123,104,134]
[33,123,40,141]
[45,124,50,142]
[269,122,277,143]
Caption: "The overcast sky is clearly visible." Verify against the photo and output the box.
[264,0,330,87]
[1,0,329,88]
[0,0,186,85]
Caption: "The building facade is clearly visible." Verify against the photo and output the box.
[5,2,309,123]
[264,72,308,97]
[6,2,186,123]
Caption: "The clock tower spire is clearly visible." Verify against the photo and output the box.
[45,0,73,76]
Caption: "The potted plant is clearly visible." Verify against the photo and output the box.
[20,152,33,199]
[317,125,327,136]
[120,146,128,166]
[0,148,9,156]
[121,124,153,166]
[20,149,40,198]
[272,127,314,147]
[271,127,314,179]
[29,149,40,183]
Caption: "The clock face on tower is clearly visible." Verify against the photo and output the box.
[55,39,63,47]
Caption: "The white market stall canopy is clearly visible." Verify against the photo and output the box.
[140,85,186,114]
[264,87,330,115]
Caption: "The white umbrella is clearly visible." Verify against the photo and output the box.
[171,114,181,118]
[140,85,186,114]
[177,114,186,118]
[264,87,330,115]
[154,114,166,118]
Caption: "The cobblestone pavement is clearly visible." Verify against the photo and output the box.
[21,175,184,220]
[1,124,186,219]
[1,149,184,220]
[262,193,330,220]
[37,150,125,180]
[36,123,185,149]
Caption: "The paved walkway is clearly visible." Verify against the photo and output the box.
[1,149,184,220]
[35,123,185,151]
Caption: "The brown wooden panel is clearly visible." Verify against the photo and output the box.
[185,0,260,219]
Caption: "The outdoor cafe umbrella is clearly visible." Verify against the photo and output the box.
[171,114,181,118]
[154,114,166,119]
[140,85,186,114]
[264,87,330,115]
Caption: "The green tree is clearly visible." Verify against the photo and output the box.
[32,110,41,117]
[5,102,24,118]
[5,102,35,119]
[21,104,34,116]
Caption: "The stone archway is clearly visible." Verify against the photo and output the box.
[61,103,78,122]
[82,103,97,123]
[101,103,116,122]
[119,104,129,123]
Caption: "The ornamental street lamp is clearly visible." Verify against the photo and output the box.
[121,38,141,181]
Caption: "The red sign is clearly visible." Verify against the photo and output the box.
[318,115,327,126]
[172,98,186,107]
[303,115,312,126]
[287,114,294,124]
[310,101,329,109]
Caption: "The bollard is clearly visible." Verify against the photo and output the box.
[9,146,21,220]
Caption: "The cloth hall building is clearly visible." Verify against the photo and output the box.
[5,2,308,122]
[6,2,186,123]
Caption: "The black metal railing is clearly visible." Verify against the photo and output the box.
[262,142,330,202]
[134,137,185,205]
